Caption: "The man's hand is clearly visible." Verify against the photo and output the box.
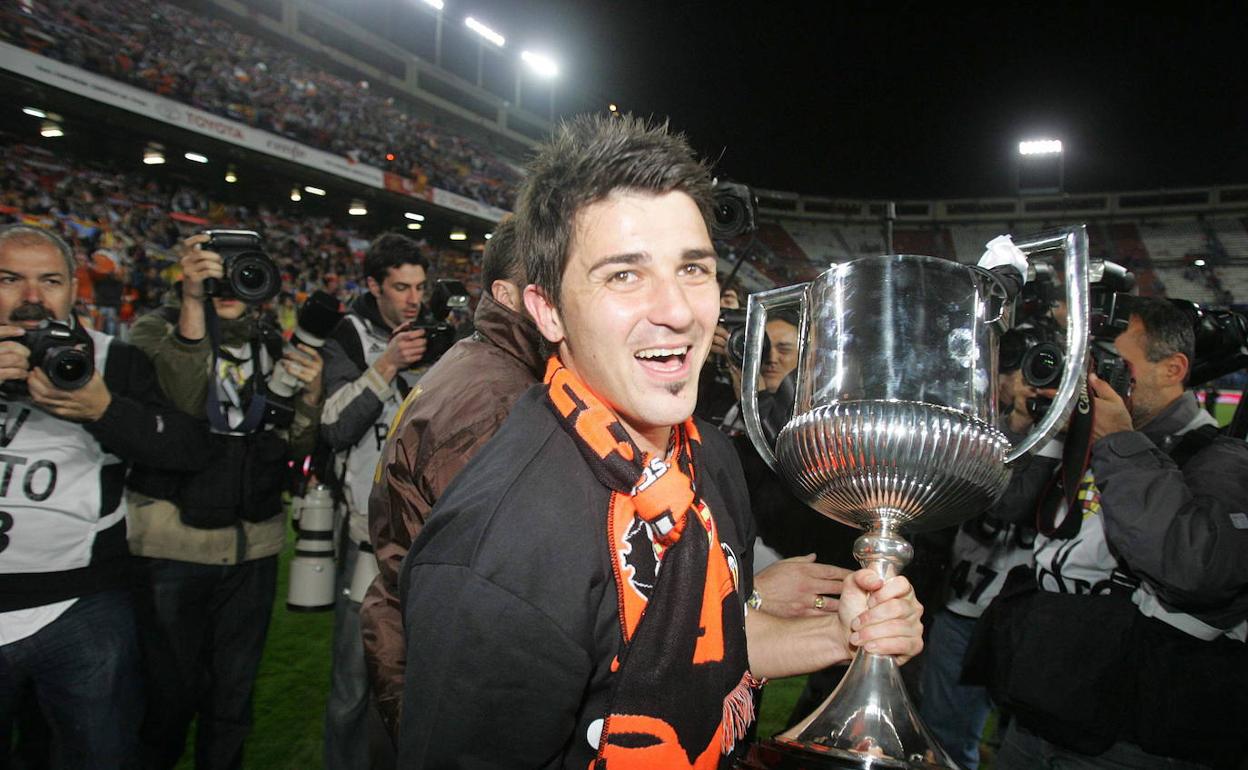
[28,368,111,422]
[754,554,848,618]
[1005,369,1038,434]
[374,326,427,382]
[710,324,731,359]
[1089,373,1134,441]
[282,344,324,406]
[0,326,31,384]
[177,234,224,301]
[836,570,923,663]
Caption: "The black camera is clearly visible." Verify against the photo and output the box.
[1,320,95,397]
[1020,340,1131,396]
[711,180,758,241]
[1168,299,1248,387]
[401,279,469,366]
[1016,258,1137,419]
[202,230,281,304]
[716,307,773,370]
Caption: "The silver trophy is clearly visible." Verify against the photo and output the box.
[739,227,1089,769]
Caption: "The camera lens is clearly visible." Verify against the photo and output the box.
[238,264,264,291]
[1021,341,1064,388]
[228,252,280,303]
[712,196,746,240]
[47,349,93,390]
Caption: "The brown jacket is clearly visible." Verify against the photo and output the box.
[362,295,545,735]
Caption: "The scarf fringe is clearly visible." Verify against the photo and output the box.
[721,671,761,755]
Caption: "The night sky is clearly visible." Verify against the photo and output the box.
[419,0,1248,199]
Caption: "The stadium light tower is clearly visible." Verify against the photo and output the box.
[515,50,558,116]
[421,0,445,66]
[465,17,505,87]
[1016,136,1064,194]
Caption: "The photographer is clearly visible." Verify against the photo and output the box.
[125,232,324,769]
[317,233,428,769]
[363,218,546,740]
[978,296,1248,769]
[0,225,209,769]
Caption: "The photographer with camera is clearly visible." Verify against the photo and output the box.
[973,295,1248,769]
[0,225,210,769]
[317,233,432,769]
[125,231,324,769]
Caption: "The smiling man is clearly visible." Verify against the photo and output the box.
[396,116,923,769]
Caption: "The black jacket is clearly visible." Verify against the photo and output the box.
[397,387,756,769]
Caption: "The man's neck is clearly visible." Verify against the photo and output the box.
[1136,388,1195,438]
[626,424,673,459]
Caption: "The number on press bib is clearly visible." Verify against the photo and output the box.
[950,560,998,603]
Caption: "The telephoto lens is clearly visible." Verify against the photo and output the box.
[269,291,343,399]
[348,541,380,603]
[286,484,336,612]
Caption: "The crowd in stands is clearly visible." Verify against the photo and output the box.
[0,0,523,210]
[0,137,483,336]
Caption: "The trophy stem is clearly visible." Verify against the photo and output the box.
[749,516,957,770]
[852,518,913,580]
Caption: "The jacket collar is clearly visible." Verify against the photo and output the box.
[472,295,546,379]
[1139,390,1201,444]
[348,291,395,337]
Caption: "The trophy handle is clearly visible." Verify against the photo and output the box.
[1006,225,1091,464]
[741,283,808,473]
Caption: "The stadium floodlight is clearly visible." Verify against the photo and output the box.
[407,222,423,231]
[405,212,425,221]
[143,144,166,165]
[22,107,47,118]
[290,187,302,202]
[225,165,238,183]
[465,17,504,47]
[449,228,468,241]
[40,121,63,138]
[304,185,327,196]
[521,50,558,79]
[349,200,368,216]
[422,0,444,9]
[1194,258,1207,267]
[184,152,208,164]
[1019,139,1063,156]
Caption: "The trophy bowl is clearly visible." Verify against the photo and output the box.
[777,400,1011,533]
[739,227,1090,770]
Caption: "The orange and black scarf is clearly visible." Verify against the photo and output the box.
[543,357,756,770]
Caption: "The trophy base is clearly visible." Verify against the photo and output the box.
[742,529,960,770]
[741,738,941,770]
[733,738,948,768]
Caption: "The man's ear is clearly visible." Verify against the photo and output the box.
[523,284,564,345]
[366,276,382,298]
[1165,352,1190,387]
[490,280,522,314]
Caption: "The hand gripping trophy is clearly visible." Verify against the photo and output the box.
[740,227,1090,769]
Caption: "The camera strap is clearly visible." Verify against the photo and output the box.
[203,300,268,434]
[1035,367,1096,538]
